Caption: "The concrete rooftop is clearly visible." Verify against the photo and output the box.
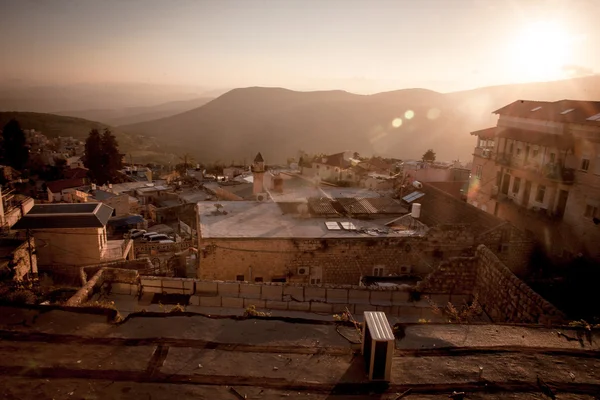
[0,305,598,399]
[197,201,420,239]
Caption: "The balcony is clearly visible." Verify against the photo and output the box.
[473,147,493,159]
[495,153,574,185]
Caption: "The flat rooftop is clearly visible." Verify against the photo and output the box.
[0,306,598,399]
[197,201,419,239]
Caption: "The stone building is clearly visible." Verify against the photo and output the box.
[12,203,133,272]
[467,99,600,260]
[0,238,37,283]
[196,200,479,285]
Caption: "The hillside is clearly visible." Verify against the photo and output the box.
[0,112,177,165]
[56,97,214,126]
[121,76,600,164]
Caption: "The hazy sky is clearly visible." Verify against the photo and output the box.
[1,0,599,93]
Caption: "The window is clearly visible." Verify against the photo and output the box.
[509,143,514,154]
[236,275,244,281]
[254,277,263,283]
[550,153,556,163]
[512,177,521,194]
[310,278,321,285]
[271,277,287,283]
[535,185,546,203]
[516,148,521,156]
[581,158,590,171]
[475,165,482,179]
[584,205,598,219]
[373,267,384,276]
[533,148,539,157]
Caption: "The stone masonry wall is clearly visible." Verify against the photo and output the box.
[416,257,477,295]
[473,245,565,324]
[138,276,466,321]
[199,225,475,285]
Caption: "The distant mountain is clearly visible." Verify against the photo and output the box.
[121,76,600,164]
[0,82,212,113]
[56,97,214,126]
[0,112,177,165]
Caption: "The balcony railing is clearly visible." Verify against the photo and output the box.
[495,153,574,184]
[473,147,493,158]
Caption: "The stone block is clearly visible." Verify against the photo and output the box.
[218,282,240,297]
[143,284,162,294]
[221,297,244,308]
[163,287,185,295]
[305,287,326,302]
[332,303,352,313]
[370,291,392,306]
[354,304,376,315]
[376,305,393,315]
[450,294,470,305]
[111,283,133,295]
[310,302,333,313]
[429,294,450,305]
[288,301,310,312]
[283,286,304,302]
[162,279,184,289]
[199,296,222,307]
[196,281,218,295]
[326,288,348,304]
[399,306,422,318]
[392,291,410,304]
[189,295,200,306]
[182,280,195,293]
[243,298,266,308]
[348,289,370,304]
[239,284,262,299]
[261,285,283,300]
[140,277,158,287]
[265,300,289,310]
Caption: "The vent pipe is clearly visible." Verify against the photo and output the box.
[411,203,421,219]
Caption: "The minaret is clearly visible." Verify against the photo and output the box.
[251,152,265,195]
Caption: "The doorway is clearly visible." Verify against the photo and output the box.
[501,174,510,195]
[522,180,532,208]
[555,189,569,218]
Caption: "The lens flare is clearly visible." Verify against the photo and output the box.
[404,110,414,120]
[427,108,441,120]
[392,118,403,128]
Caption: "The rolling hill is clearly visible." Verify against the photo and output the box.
[121,75,600,164]
[56,97,214,126]
[0,112,177,165]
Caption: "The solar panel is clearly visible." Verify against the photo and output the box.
[586,113,600,121]
[340,221,356,230]
[560,108,575,115]
[325,221,341,230]
[531,106,542,112]
[402,191,424,203]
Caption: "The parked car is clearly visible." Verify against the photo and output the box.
[146,234,172,242]
[124,229,146,239]
[141,232,158,241]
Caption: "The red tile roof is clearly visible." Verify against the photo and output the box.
[493,100,600,125]
[46,178,86,193]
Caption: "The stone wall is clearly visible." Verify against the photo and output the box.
[416,257,476,295]
[66,267,140,306]
[473,245,565,324]
[0,238,37,282]
[138,277,461,321]
[199,226,475,284]
[478,223,535,277]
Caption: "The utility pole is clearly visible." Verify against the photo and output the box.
[26,228,35,282]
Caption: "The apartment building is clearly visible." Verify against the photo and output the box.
[468,100,600,259]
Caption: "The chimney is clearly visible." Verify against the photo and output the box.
[252,152,265,196]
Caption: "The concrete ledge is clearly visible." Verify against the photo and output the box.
[287,301,310,312]
[354,304,376,315]
[189,295,200,306]
[243,298,266,308]
[143,285,162,294]
[196,281,218,295]
[261,285,283,300]
[199,296,222,307]
[265,300,289,311]
[283,286,304,302]
[239,284,262,299]
[222,297,244,308]
[370,291,392,306]
[310,302,333,313]
[218,282,240,297]
[392,291,410,304]
[305,287,326,302]
[348,289,370,304]
[111,283,135,295]
[326,288,348,304]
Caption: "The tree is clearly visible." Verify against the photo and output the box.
[83,128,123,184]
[422,149,436,163]
[1,119,29,171]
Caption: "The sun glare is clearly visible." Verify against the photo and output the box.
[512,21,572,81]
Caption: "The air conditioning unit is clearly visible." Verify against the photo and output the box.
[256,193,268,202]
[297,267,310,276]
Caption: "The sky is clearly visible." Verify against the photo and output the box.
[1,0,599,94]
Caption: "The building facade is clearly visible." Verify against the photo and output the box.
[468,100,600,259]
